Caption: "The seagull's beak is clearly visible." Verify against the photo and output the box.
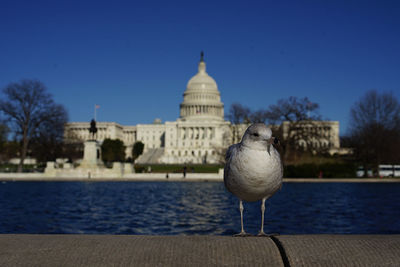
[266,137,277,156]
[273,137,280,146]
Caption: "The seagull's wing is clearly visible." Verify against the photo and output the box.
[225,143,239,161]
[271,147,284,190]
[224,143,239,183]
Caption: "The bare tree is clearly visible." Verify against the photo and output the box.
[265,96,324,163]
[249,109,268,123]
[348,90,400,175]
[226,103,251,124]
[0,121,9,162]
[266,96,321,123]
[227,103,269,124]
[30,104,68,163]
[226,98,327,164]
[62,128,84,163]
[0,79,68,172]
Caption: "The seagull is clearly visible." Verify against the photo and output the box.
[224,123,283,236]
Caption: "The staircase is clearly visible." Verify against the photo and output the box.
[135,148,165,164]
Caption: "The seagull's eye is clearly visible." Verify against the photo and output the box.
[253,133,259,137]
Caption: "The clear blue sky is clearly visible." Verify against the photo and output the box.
[1,0,399,136]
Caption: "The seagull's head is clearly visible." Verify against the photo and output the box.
[242,123,277,154]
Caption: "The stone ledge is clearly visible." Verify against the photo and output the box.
[0,235,282,266]
[1,235,399,266]
[277,235,400,267]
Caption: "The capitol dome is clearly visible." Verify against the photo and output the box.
[180,52,224,121]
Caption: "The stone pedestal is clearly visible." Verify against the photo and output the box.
[44,162,56,176]
[63,163,72,169]
[112,162,122,170]
[124,163,135,173]
[79,140,104,169]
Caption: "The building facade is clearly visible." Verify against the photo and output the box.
[65,55,341,164]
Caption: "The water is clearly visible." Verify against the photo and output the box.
[0,181,399,235]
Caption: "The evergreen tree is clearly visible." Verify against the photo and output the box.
[132,141,144,162]
[101,139,126,163]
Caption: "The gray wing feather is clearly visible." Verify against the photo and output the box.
[225,143,238,161]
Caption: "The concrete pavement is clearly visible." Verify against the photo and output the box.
[1,234,399,266]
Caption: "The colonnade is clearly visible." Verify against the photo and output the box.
[178,126,215,140]
[181,105,223,117]
[65,125,136,145]
[66,127,108,141]
[123,130,137,144]
[185,93,219,101]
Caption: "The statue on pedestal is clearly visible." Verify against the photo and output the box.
[89,119,97,140]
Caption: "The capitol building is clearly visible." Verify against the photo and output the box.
[65,54,340,164]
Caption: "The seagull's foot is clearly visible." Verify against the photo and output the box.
[233,231,253,237]
[257,231,270,237]
[257,232,280,237]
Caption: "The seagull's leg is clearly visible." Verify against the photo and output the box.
[257,197,269,236]
[234,200,251,237]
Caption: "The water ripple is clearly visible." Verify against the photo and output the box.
[0,181,399,235]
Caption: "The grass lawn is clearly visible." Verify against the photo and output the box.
[134,164,223,173]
